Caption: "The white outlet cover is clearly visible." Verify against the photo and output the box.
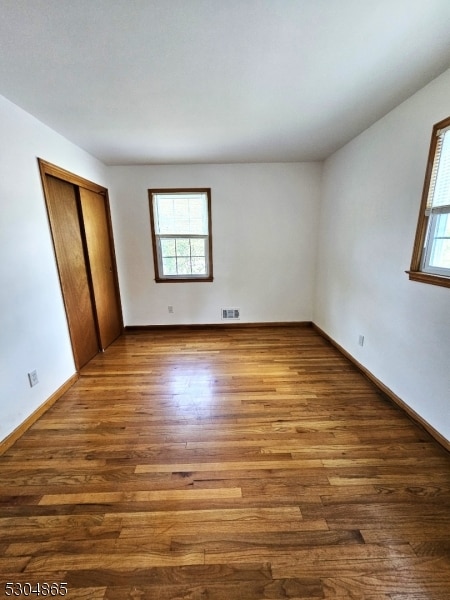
[28,370,39,387]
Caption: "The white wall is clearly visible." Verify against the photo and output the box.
[109,163,322,325]
[315,68,450,442]
[0,95,109,442]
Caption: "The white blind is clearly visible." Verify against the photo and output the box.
[153,192,208,235]
[426,128,450,212]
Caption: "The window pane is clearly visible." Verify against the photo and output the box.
[154,192,208,235]
[429,239,450,268]
[435,212,450,237]
[189,219,204,235]
[160,238,176,257]
[155,197,174,234]
[189,200,204,219]
[157,197,173,218]
[158,219,174,235]
[432,131,450,208]
[176,238,191,257]
[173,198,190,221]
[176,220,190,234]
[191,257,206,274]
[177,257,192,274]
[429,238,450,269]
[158,236,209,277]
[190,238,205,256]
[162,257,177,275]
[428,212,450,269]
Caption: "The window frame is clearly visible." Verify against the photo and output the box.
[148,188,213,283]
[408,115,450,289]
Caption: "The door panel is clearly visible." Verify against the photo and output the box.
[79,187,122,350]
[44,176,99,368]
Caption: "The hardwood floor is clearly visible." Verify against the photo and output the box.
[1,326,450,599]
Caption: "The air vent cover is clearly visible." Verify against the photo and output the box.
[222,308,240,320]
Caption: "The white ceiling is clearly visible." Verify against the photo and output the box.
[1,0,449,165]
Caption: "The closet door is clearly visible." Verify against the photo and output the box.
[78,187,122,350]
[44,175,99,368]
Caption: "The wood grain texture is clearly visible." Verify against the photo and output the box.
[0,374,78,456]
[43,175,99,368]
[313,324,450,452]
[79,187,122,350]
[1,326,450,599]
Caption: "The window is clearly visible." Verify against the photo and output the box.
[148,188,213,282]
[409,116,450,288]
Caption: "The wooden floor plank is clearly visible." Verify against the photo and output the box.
[38,487,242,506]
[1,326,450,598]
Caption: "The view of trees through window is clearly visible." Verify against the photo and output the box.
[410,116,450,286]
[149,189,213,281]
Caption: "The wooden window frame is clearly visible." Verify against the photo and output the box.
[408,116,450,289]
[148,188,213,283]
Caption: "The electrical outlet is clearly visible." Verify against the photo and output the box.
[28,370,39,387]
[168,305,174,314]
[358,335,365,347]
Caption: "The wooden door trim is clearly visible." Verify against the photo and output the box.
[38,159,107,195]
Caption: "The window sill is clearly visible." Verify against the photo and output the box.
[155,276,214,283]
[407,270,450,289]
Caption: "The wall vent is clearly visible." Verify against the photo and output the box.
[222,308,240,320]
